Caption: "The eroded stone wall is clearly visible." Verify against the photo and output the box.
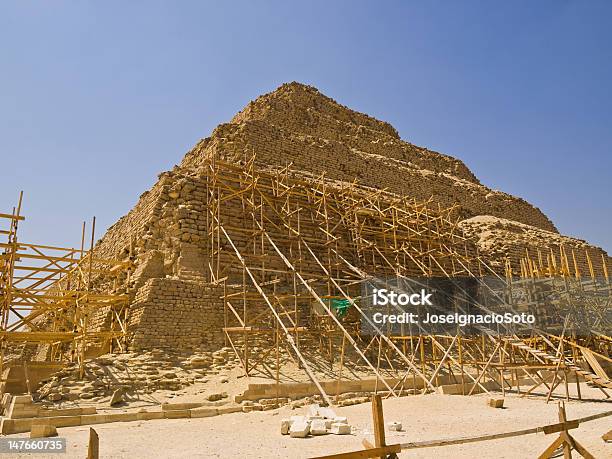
[128,278,225,351]
[459,216,611,274]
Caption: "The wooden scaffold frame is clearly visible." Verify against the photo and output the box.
[200,156,611,405]
[0,193,133,385]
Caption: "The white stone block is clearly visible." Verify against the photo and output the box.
[310,419,328,435]
[330,422,351,435]
[388,421,402,431]
[289,420,310,438]
[333,416,348,424]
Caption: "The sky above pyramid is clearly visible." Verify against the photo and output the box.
[1,2,611,253]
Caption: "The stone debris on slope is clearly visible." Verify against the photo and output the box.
[36,347,238,404]
[459,215,610,273]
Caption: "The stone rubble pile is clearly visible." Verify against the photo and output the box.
[281,404,352,438]
[36,347,238,403]
[459,215,609,273]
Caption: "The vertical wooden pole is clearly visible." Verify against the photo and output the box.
[558,402,572,459]
[335,334,346,404]
[24,362,31,395]
[275,321,280,405]
[371,394,386,459]
[374,337,382,394]
[458,336,465,395]
[80,216,95,379]
[87,427,99,459]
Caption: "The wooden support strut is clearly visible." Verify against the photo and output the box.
[258,225,401,396]
[87,428,99,459]
[311,394,400,459]
[219,224,333,406]
[0,195,132,370]
[537,402,595,459]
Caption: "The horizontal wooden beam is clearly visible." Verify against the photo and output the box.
[309,444,401,459]
[0,331,125,342]
[0,212,24,221]
[223,326,307,333]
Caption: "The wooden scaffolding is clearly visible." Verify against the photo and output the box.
[0,193,133,381]
[202,156,611,404]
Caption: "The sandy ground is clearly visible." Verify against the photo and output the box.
[5,385,611,459]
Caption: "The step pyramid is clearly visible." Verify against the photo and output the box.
[87,82,610,351]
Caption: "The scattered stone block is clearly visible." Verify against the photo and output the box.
[262,403,279,411]
[281,419,291,435]
[261,398,288,406]
[488,398,504,408]
[388,421,402,431]
[289,420,310,438]
[307,404,321,417]
[310,419,328,435]
[330,422,351,435]
[109,389,125,406]
[291,400,306,409]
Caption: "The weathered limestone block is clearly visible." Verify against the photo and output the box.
[128,279,224,351]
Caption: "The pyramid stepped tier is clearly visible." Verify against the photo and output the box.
[459,215,610,273]
[181,82,556,232]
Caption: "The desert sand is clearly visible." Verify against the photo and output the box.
[5,385,611,459]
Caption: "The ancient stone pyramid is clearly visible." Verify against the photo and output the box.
[93,82,610,350]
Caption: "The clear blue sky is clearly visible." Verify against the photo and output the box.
[1,1,610,252]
